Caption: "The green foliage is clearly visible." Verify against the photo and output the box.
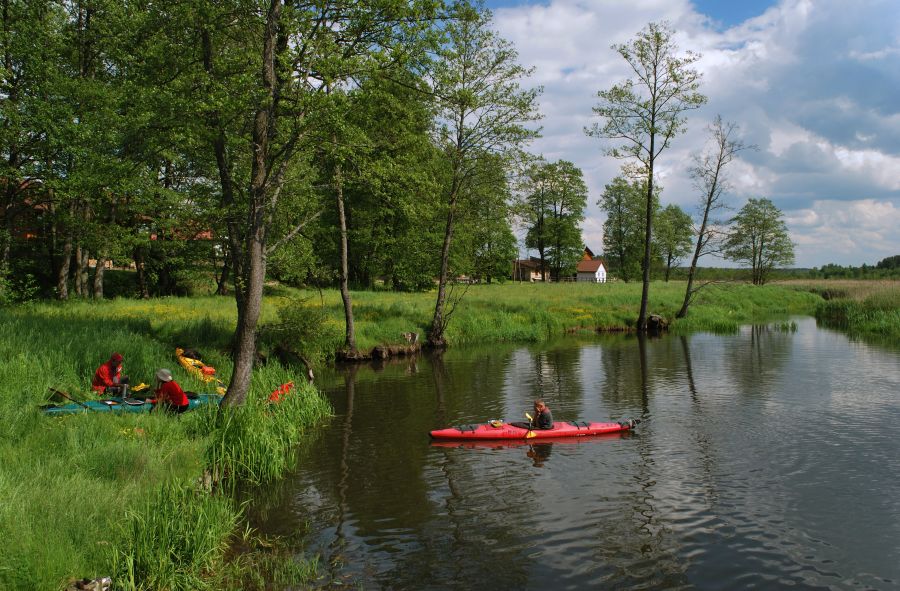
[876,255,900,270]
[519,159,588,279]
[654,204,694,280]
[809,261,900,280]
[724,198,795,285]
[261,297,344,365]
[598,176,658,282]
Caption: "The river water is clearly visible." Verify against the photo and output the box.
[248,317,900,590]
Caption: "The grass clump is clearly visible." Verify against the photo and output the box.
[205,378,331,485]
[112,482,238,591]
[790,279,900,339]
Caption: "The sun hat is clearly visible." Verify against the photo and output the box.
[155,368,173,383]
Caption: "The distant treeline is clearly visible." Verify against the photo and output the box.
[660,256,900,281]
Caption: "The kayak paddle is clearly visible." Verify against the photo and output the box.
[48,387,91,410]
[524,412,537,439]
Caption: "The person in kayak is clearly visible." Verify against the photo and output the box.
[92,352,129,395]
[151,369,189,413]
[512,399,554,430]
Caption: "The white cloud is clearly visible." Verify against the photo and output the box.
[492,0,900,266]
[785,199,900,265]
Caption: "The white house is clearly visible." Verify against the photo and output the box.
[576,259,607,283]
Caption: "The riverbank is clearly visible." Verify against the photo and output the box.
[269,281,822,355]
[783,279,900,340]
[0,305,330,590]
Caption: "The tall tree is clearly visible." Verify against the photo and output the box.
[455,153,517,283]
[723,198,794,285]
[520,159,551,281]
[598,176,654,283]
[677,117,750,317]
[654,203,692,281]
[520,159,587,281]
[427,1,540,347]
[587,21,705,329]
[144,0,439,405]
[545,160,587,280]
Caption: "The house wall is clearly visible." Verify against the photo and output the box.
[577,268,607,283]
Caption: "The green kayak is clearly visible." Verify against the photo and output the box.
[42,394,221,415]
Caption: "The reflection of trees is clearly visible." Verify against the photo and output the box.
[527,343,583,406]
[599,335,649,411]
[726,324,794,395]
[680,335,721,513]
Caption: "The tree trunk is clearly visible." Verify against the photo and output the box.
[215,249,230,295]
[677,218,707,318]
[222,0,283,408]
[638,141,655,330]
[92,201,116,299]
[133,247,150,299]
[57,235,72,300]
[56,200,75,300]
[93,257,106,298]
[429,176,461,348]
[334,154,357,354]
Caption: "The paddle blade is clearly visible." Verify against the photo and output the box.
[526,430,537,439]
[525,412,533,421]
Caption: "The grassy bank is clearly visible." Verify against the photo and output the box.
[782,279,900,340]
[0,303,330,590]
[268,281,822,353]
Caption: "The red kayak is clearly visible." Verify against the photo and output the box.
[429,419,637,440]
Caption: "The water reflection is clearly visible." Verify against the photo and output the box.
[249,320,900,590]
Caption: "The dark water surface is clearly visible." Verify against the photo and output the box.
[248,318,900,590]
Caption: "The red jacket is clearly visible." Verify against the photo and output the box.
[92,362,122,393]
[156,380,189,407]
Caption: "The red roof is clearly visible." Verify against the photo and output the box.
[577,260,606,273]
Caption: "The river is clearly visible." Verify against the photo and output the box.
[247,317,900,590]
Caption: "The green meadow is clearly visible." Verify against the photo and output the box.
[3,279,896,589]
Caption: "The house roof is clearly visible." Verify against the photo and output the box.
[576,259,606,273]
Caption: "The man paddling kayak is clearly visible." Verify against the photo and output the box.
[511,399,553,430]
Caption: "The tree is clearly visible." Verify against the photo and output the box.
[140,0,439,405]
[456,154,517,283]
[677,117,751,317]
[598,176,655,282]
[876,255,900,270]
[427,1,540,347]
[519,159,586,281]
[654,203,692,281]
[587,21,705,329]
[723,198,794,285]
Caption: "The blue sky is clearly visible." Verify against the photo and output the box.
[482,0,900,267]
[487,0,780,27]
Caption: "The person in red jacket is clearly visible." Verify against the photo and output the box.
[92,352,128,395]
[152,368,189,413]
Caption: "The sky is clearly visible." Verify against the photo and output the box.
[482,0,900,268]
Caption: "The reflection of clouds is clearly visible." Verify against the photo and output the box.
[491,0,900,266]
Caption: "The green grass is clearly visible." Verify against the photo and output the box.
[267,281,822,351]
[0,303,330,590]
[780,279,900,340]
